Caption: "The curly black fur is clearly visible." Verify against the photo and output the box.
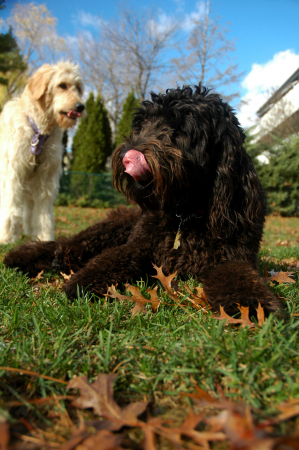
[4,84,282,316]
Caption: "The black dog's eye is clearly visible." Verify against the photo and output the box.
[59,83,67,90]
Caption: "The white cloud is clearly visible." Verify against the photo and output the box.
[148,0,203,35]
[72,11,102,29]
[148,12,176,36]
[182,1,205,31]
[237,49,299,129]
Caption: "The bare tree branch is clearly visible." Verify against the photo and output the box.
[7,2,65,74]
[172,0,243,101]
[72,4,179,133]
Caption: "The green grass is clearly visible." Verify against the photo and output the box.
[0,207,299,445]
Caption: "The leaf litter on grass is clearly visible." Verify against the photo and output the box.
[2,232,299,449]
[3,370,299,449]
[106,265,267,328]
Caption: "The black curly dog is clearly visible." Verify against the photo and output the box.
[4,84,282,316]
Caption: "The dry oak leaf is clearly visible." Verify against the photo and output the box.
[183,284,210,310]
[202,402,267,448]
[76,430,124,450]
[269,271,296,285]
[153,410,226,448]
[107,284,160,316]
[67,373,147,431]
[276,398,299,421]
[213,305,257,328]
[151,264,180,302]
[180,387,299,450]
[61,270,75,282]
[29,269,45,284]
[182,384,216,405]
[256,302,265,327]
[35,269,44,280]
[126,284,160,316]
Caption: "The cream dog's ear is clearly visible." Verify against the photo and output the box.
[27,65,54,101]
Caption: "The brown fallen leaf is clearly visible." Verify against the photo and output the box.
[106,284,133,304]
[126,284,160,315]
[275,239,290,247]
[183,284,210,309]
[67,373,147,431]
[208,405,299,450]
[29,269,44,284]
[181,385,299,450]
[213,305,255,328]
[77,430,124,450]
[36,269,44,280]
[153,410,226,448]
[60,270,75,282]
[182,384,216,404]
[141,418,158,450]
[270,271,296,285]
[64,374,299,450]
[256,302,265,327]
[281,257,298,268]
[58,422,90,450]
[237,305,254,327]
[107,284,160,316]
[151,264,177,292]
[151,264,180,303]
[276,398,299,421]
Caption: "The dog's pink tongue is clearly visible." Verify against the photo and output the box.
[123,149,151,182]
[67,110,81,118]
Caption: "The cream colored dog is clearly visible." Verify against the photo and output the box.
[0,62,84,243]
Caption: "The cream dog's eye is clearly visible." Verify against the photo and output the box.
[59,83,67,90]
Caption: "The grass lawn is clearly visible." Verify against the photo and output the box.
[0,207,299,449]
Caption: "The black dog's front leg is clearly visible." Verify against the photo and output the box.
[4,206,141,277]
[63,244,153,300]
[4,240,58,277]
[52,206,142,274]
[201,260,283,317]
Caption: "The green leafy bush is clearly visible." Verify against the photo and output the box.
[246,133,299,216]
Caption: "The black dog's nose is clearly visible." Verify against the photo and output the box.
[75,102,85,113]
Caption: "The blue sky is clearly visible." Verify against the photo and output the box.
[2,0,299,127]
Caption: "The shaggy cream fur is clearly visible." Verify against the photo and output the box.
[0,62,84,243]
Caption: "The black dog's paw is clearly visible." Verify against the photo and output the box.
[4,241,57,278]
[62,277,84,300]
[62,270,109,301]
[51,244,71,273]
[202,261,285,319]
[215,297,284,320]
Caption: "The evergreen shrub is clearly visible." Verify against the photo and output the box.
[246,132,299,216]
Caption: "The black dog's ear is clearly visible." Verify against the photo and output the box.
[208,121,265,239]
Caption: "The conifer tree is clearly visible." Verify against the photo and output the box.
[0,26,27,96]
[71,93,112,173]
[245,131,299,216]
[115,91,139,147]
[257,135,299,216]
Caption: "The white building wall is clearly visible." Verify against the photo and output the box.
[255,81,299,137]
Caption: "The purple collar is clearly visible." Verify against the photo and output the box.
[27,116,49,156]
